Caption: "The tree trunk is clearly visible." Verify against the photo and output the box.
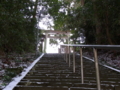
[33,0,39,19]
[93,1,102,44]
[95,20,101,44]
[81,0,85,6]
[31,0,39,55]
[105,6,113,45]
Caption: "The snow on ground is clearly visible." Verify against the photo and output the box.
[83,56,120,73]
[77,52,120,73]
[3,53,44,90]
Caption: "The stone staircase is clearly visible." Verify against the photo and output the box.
[13,54,120,90]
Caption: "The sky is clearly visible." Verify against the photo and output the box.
[38,17,59,53]
[36,2,58,53]
[38,19,60,53]
[34,0,67,53]
[46,38,63,53]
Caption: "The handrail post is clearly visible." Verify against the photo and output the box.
[64,46,66,61]
[66,46,67,63]
[64,46,65,60]
[93,48,101,90]
[80,47,84,84]
[73,47,75,73]
[67,46,69,63]
[69,46,71,67]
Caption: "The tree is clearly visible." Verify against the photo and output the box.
[60,0,120,45]
[0,0,37,55]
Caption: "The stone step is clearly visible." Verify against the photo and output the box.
[70,87,97,90]
[13,86,68,90]
[115,86,120,90]
[13,54,120,90]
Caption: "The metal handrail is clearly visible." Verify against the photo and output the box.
[62,44,120,49]
[61,44,120,90]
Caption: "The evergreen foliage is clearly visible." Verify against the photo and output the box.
[41,0,120,45]
[68,0,120,45]
[0,0,120,55]
[0,0,36,54]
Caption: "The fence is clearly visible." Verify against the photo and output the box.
[60,44,120,90]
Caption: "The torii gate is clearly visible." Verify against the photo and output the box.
[41,30,71,53]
